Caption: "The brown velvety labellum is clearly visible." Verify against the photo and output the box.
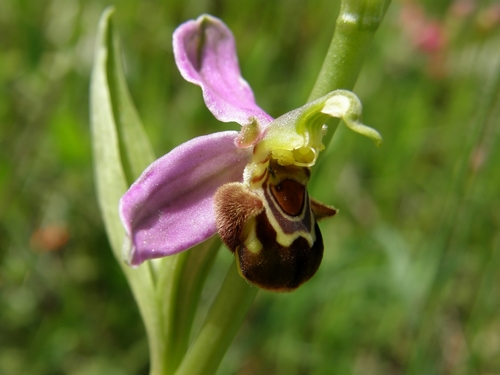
[270,179,305,216]
[236,211,324,292]
[214,183,264,251]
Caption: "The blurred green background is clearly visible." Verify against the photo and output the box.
[2,0,500,374]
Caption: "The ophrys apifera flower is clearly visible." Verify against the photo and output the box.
[119,15,381,291]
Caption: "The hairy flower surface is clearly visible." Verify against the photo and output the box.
[119,15,381,291]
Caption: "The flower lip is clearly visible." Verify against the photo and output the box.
[173,14,273,129]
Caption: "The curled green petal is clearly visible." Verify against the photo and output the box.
[259,101,328,167]
[260,89,381,168]
[321,90,382,146]
[322,90,383,147]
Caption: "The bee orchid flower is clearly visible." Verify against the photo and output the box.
[119,14,381,291]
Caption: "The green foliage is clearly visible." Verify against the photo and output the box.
[1,0,500,374]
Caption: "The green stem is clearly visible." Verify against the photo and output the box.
[308,0,391,151]
[309,0,391,100]
[126,265,167,375]
[160,239,221,375]
[174,261,259,375]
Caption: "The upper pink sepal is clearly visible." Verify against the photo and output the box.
[173,14,273,128]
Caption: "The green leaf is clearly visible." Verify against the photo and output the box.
[90,7,166,375]
[89,6,129,254]
[105,7,156,183]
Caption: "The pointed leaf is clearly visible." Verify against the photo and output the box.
[90,8,167,374]
[106,15,156,182]
[90,7,129,253]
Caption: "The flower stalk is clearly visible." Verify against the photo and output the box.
[174,263,258,375]
[309,0,391,152]
[309,0,391,100]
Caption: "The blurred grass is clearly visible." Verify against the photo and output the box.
[1,0,500,374]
